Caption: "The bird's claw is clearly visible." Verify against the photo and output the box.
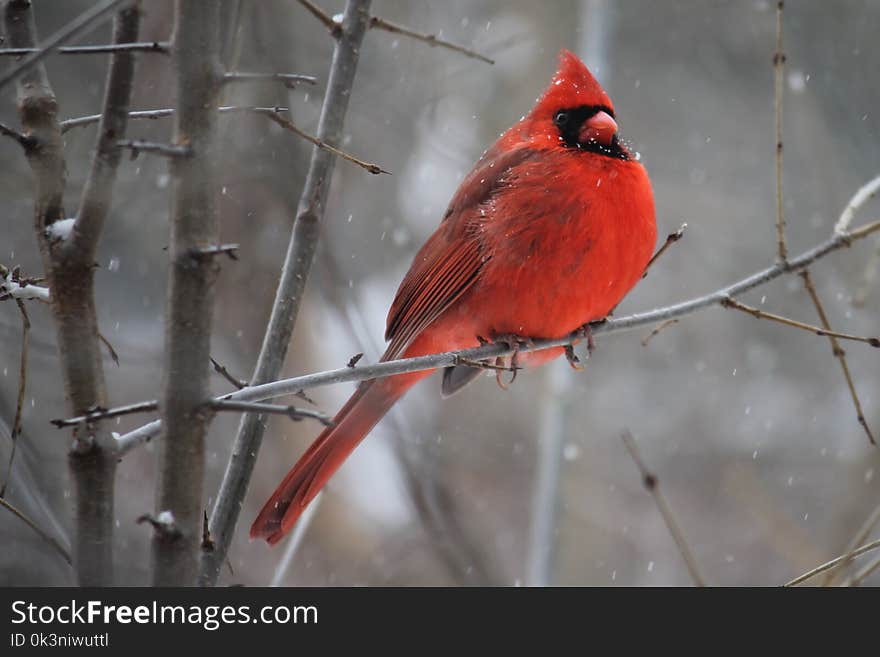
[490,333,529,390]
[564,344,584,370]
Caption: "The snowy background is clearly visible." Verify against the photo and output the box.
[1,0,879,585]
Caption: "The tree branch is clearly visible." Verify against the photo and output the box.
[720,296,880,348]
[152,0,222,587]
[622,431,705,586]
[773,0,788,263]
[368,16,494,65]
[0,40,169,56]
[115,218,880,456]
[0,496,71,566]
[0,299,29,497]
[798,269,875,444]
[71,1,141,266]
[116,139,193,158]
[198,0,373,587]
[60,105,289,133]
[0,0,131,92]
[223,71,317,87]
[785,538,880,586]
[834,174,880,236]
[4,0,116,587]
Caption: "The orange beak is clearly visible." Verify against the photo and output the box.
[578,110,618,147]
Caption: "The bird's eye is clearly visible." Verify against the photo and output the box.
[554,110,570,126]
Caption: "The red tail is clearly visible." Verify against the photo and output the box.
[250,367,430,544]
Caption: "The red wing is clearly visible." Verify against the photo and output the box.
[384,145,536,359]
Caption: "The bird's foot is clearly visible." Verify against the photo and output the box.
[564,344,584,370]
[490,333,531,389]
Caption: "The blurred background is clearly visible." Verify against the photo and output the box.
[1,0,879,586]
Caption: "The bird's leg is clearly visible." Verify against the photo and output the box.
[566,320,602,370]
[564,344,583,371]
[490,333,531,389]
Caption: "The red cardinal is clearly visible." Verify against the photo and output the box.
[251,50,657,544]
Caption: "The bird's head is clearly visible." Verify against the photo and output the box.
[525,49,627,159]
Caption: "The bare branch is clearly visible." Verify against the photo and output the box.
[720,296,880,348]
[210,357,247,390]
[0,119,31,147]
[835,174,880,236]
[0,267,50,302]
[199,0,373,587]
[622,431,705,586]
[0,497,71,566]
[0,0,131,92]
[821,502,880,586]
[642,223,687,278]
[785,538,880,587]
[369,16,494,65]
[261,110,389,174]
[0,299,29,497]
[117,139,193,158]
[269,492,323,586]
[0,41,169,56]
[152,0,223,587]
[798,269,875,444]
[51,400,158,428]
[117,217,880,456]
[5,0,117,587]
[72,1,141,265]
[223,72,317,87]
[295,0,341,36]
[641,318,679,347]
[189,243,239,261]
[845,551,880,587]
[209,400,332,426]
[773,0,788,263]
[60,105,289,133]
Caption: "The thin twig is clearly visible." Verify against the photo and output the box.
[0,0,131,92]
[223,72,317,87]
[0,497,71,566]
[261,111,389,174]
[199,0,374,588]
[643,223,686,278]
[721,296,880,348]
[773,0,788,263]
[61,105,289,133]
[785,538,880,586]
[799,269,875,444]
[0,41,169,56]
[117,139,192,158]
[209,400,332,426]
[51,400,158,428]
[117,218,880,455]
[821,502,880,586]
[98,332,120,366]
[0,299,29,497]
[269,492,323,586]
[621,431,705,586]
[834,174,880,236]
[845,551,880,586]
[210,356,247,390]
[189,244,239,261]
[295,0,341,36]
[369,16,494,65]
[0,268,50,302]
[641,318,679,347]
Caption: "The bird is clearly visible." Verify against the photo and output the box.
[251,49,657,544]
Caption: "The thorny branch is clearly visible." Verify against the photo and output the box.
[622,431,705,586]
[114,217,880,455]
